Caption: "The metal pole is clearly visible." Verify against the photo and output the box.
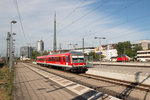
[94,37,106,65]
[82,38,84,53]
[106,39,108,61]
[99,39,101,66]
[6,32,10,65]
[9,23,12,72]
[9,20,17,72]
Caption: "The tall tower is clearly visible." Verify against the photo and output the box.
[53,12,57,53]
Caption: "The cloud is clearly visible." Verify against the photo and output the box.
[0,0,149,56]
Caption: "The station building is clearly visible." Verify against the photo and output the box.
[135,40,150,62]
[137,50,150,62]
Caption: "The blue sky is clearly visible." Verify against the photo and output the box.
[0,0,150,56]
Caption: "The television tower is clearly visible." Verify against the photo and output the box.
[53,12,57,53]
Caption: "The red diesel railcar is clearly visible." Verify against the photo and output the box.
[36,52,87,72]
[117,56,129,62]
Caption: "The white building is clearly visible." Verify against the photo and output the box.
[137,50,150,62]
[104,49,118,61]
[95,44,118,61]
[134,40,150,50]
[37,40,44,52]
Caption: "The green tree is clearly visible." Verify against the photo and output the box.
[116,41,142,58]
[31,51,41,59]
[132,44,142,57]
[116,41,131,56]
[125,49,134,57]
[41,51,49,56]
[133,44,142,52]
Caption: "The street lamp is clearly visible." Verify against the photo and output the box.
[94,37,106,66]
[9,21,17,72]
[68,43,78,50]
[11,21,17,24]
[12,33,16,35]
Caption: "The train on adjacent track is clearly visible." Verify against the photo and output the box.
[36,51,88,73]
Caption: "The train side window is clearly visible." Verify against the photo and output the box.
[66,56,70,62]
[68,56,70,62]
[57,57,58,61]
[63,56,65,62]
[66,56,68,62]
[59,57,61,62]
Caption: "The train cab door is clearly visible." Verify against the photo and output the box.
[63,56,66,65]
[66,55,68,66]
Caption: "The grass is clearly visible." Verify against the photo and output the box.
[0,66,14,100]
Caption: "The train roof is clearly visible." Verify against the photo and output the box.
[47,51,84,56]
[37,51,84,58]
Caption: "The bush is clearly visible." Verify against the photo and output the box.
[0,66,14,100]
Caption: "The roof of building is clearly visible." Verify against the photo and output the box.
[135,40,150,44]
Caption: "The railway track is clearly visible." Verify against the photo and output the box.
[25,62,150,100]
[79,74,150,92]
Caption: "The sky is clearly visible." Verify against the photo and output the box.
[0,0,150,56]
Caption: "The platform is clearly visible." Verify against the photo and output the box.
[13,62,120,100]
[13,63,81,100]
[86,64,150,85]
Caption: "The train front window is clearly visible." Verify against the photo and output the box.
[72,56,84,63]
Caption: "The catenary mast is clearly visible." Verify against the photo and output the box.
[53,12,57,53]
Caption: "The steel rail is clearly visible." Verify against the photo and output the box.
[79,74,150,92]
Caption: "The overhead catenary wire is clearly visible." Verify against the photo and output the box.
[75,0,148,39]
[58,0,87,26]
[109,22,150,40]
[93,12,150,36]
[92,0,142,26]
[58,0,110,33]
[75,0,143,35]
[13,0,30,46]
[57,0,143,38]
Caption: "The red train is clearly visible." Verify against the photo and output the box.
[117,56,129,62]
[36,52,88,73]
